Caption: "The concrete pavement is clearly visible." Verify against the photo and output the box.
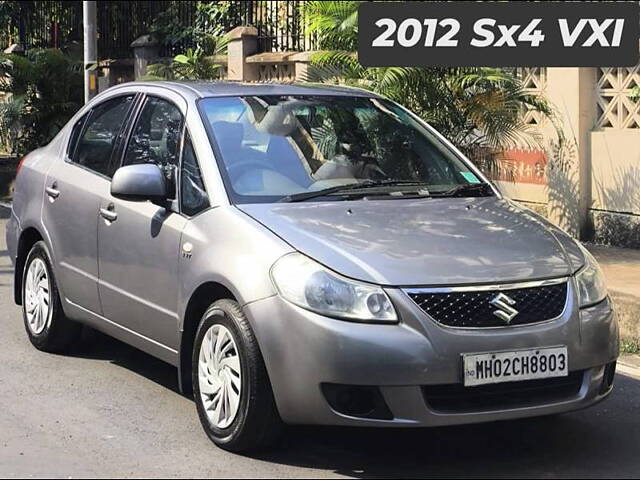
[2,210,640,478]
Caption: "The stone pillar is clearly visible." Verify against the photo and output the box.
[226,26,259,82]
[98,59,135,91]
[130,34,160,80]
[544,67,597,239]
[291,51,315,81]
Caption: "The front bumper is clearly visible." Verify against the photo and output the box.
[244,281,619,427]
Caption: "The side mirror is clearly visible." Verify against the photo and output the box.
[111,164,168,205]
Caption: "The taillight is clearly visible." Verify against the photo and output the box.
[16,156,26,176]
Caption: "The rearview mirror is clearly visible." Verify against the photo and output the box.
[111,164,168,205]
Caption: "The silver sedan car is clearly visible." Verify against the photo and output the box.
[6,82,618,452]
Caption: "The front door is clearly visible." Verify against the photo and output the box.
[97,95,187,351]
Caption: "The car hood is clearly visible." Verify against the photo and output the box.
[238,197,584,286]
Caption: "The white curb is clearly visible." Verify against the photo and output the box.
[618,356,640,380]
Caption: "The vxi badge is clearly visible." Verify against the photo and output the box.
[359,1,639,67]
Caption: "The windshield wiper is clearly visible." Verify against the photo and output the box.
[431,183,494,198]
[279,180,430,203]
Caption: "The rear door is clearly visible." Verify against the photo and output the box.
[43,94,137,315]
[97,94,188,350]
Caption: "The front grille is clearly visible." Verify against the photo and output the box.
[423,371,584,414]
[407,282,568,328]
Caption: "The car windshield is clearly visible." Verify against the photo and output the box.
[199,95,489,204]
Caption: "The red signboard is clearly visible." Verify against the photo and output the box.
[496,149,548,185]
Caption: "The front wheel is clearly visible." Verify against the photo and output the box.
[192,299,283,452]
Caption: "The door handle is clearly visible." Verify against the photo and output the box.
[45,184,60,199]
[99,204,118,222]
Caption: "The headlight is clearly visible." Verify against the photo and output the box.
[271,253,397,323]
[575,244,608,308]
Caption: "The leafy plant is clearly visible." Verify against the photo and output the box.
[151,2,197,50]
[621,337,640,354]
[0,48,83,156]
[194,1,234,39]
[303,0,359,51]
[302,1,553,174]
[0,54,33,94]
[0,0,23,47]
[151,1,234,51]
[0,96,24,155]
[146,36,229,81]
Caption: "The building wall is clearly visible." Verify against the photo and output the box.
[493,66,640,248]
[591,130,640,216]
[589,129,640,248]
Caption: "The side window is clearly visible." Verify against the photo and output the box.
[73,95,135,177]
[67,114,88,160]
[180,133,209,216]
[123,96,184,198]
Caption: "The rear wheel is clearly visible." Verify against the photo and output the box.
[22,241,81,353]
[192,299,283,452]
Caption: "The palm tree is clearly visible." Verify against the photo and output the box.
[302,1,552,177]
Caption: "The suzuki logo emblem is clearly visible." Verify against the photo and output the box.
[490,293,519,324]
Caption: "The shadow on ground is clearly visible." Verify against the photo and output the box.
[71,329,182,394]
[260,385,638,478]
[65,326,640,478]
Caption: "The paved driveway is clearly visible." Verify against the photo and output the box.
[1,211,639,478]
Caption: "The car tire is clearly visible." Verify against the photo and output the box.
[192,299,283,452]
[22,241,81,353]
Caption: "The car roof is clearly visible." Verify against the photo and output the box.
[108,80,381,101]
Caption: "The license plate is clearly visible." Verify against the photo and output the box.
[463,347,568,387]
